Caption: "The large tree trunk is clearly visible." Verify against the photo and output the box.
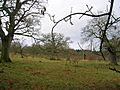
[109,52,118,65]
[0,36,12,63]
[108,47,118,65]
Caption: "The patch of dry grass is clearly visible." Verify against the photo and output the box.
[0,57,120,90]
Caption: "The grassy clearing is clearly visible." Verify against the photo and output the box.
[0,57,120,90]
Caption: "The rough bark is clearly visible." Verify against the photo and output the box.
[108,47,118,65]
[110,52,118,65]
[0,36,12,63]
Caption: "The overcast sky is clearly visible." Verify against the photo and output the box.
[39,0,120,49]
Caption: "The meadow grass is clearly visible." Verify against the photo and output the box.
[0,56,120,90]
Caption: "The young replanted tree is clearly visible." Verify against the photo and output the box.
[30,42,41,58]
[11,39,27,58]
[0,0,47,62]
[41,33,71,60]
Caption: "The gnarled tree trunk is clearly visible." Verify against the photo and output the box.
[0,36,12,63]
[109,52,117,65]
[108,47,118,65]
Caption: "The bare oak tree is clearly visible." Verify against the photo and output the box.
[82,15,120,65]
[0,0,47,62]
[51,0,115,62]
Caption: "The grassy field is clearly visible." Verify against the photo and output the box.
[0,56,120,90]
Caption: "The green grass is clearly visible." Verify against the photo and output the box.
[0,57,120,90]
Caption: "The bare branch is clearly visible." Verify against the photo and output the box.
[99,0,114,58]
[86,5,94,15]
[109,67,120,73]
[14,32,40,40]
[51,12,109,36]
[79,6,93,19]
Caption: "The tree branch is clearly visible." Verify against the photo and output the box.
[99,0,114,57]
